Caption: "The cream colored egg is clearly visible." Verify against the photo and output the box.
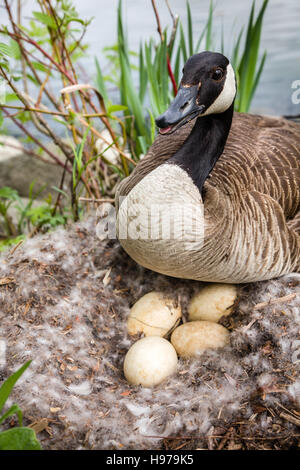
[124,336,178,387]
[171,321,230,358]
[188,284,237,323]
[127,292,181,337]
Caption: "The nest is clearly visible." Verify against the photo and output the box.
[0,216,299,450]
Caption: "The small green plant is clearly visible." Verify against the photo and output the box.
[0,183,68,251]
[0,360,42,450]
[0,0,132,225]
[0,186,22,238]
[70,124,92,221]
[232,0,268,112]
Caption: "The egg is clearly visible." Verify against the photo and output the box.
[123,336,178,387]
[171,321,230,358]
[188,284,237,323]
[127,292,181,337]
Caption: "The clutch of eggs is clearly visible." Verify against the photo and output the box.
[123,286,235,387]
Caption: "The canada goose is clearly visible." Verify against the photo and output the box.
[116,51,300,283]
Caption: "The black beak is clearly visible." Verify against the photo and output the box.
[155,85,205,134]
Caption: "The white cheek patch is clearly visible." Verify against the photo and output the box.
[203,63,236,115]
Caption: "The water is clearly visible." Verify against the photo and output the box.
[74,0,300,116]
[2,0,300,116]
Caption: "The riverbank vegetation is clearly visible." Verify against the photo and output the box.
[0,0,268,250]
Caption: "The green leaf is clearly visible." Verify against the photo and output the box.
[138,43,148,103]
[144,41,159,116]
[71,125,91,189]
[179,22,187,63]
[174,46,181,86]
[31,61,50,73]
[0,427,42,450]
[18,110,31,123]
[220,23,224,54]
[95,57,109,106]
[0,361,31,414]
[9,40,20,59]
[0,404,23,426]
[249,49,267,105]
[26,74,40,86]
[107,104,128,113]
[52,186,68,198]
[63,17,87,27]
[0,187,21,202]
[0,42,14,58]
[237,0,268,112]
[32,11,57,29]
[205,0,214,50]
[4,93,19,103]
[0,235,25,253]
[231,27,244,70]
[137,135,147,155]
[148,108,156,143]
[187,2,193,56]
[195,23,207,52]
[118,4,149,141]
[26,205,66,227]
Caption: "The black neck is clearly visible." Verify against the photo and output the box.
[169,104,234,194]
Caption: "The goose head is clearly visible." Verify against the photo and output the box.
[156,51,236,134]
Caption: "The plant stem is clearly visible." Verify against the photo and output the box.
[150,0,177,95]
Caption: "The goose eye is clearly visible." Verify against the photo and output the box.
[212,68,224,81]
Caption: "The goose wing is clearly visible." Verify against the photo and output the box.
[204,113,300,273]
[207,113,300,230]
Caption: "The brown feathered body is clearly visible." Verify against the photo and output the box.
[116,113,300,283]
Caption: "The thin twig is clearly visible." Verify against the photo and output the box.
[17,0,28,95]
[1,104,108,119]
[1,104,68,117]
[144,433,300,441]
[150,0,177,95]
[279,413,300,427]
[79,197,114,203]
[1,107,70,171]
[165,0,179,49]
[0,66,73,162]
[253,293,297,310]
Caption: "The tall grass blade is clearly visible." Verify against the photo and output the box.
[249,49,267,105]
[187,1,193,56]
[0,361,31,414]
[195,23,208,52]
[118,0,149,145]
[231,27,244,70]
[220,23,224,54]
[238,0,268,112]
[139,43,148,103]
[179,22,188,63]
[95,57,109,106]
[205,0,214,50]
[174,46,181,86]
